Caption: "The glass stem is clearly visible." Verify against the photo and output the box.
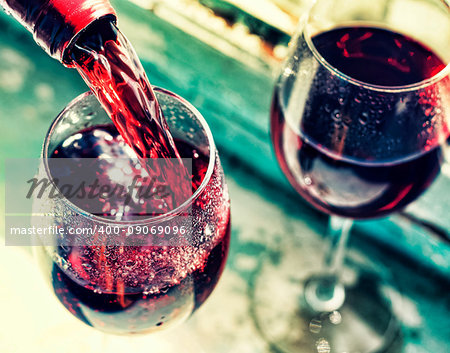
[303,216,353,313]
[324,216,353,275]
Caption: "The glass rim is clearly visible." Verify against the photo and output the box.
[42,87,217,226]
[304,21,450,93]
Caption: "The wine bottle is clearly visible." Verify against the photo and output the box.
[0,0,116,64]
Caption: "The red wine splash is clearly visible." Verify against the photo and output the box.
[67,19,191,209]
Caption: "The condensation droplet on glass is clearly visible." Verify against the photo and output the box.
[424,107,434,117]
[283,67,294,78]
[332,110,341,122]
[53,253,63,267]
[309,318,322,333]
[316,338,330,353]
[86,111,97,120]
[60,244,70,253]
[375,118,383,125]
[359,112,368,125]
[304,176,313,186]
[329,310,342,325]
[204,224,212,236]
[82,262,93,270]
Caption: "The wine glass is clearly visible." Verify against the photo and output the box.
[32,87,231,337]
[259,0,449,352]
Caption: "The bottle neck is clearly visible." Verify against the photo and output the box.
[0,0,116,64]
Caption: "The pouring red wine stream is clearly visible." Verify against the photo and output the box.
[66,19,192,209]
[0,0,191,210]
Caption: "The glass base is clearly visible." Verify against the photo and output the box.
[251,249,403,353]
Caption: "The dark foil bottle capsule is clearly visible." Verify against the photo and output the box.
[0,0,116,64]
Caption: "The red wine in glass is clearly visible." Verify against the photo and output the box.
[45,125,230,334]
[271,26,449,219]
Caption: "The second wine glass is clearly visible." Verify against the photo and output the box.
[260,0,449,352]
